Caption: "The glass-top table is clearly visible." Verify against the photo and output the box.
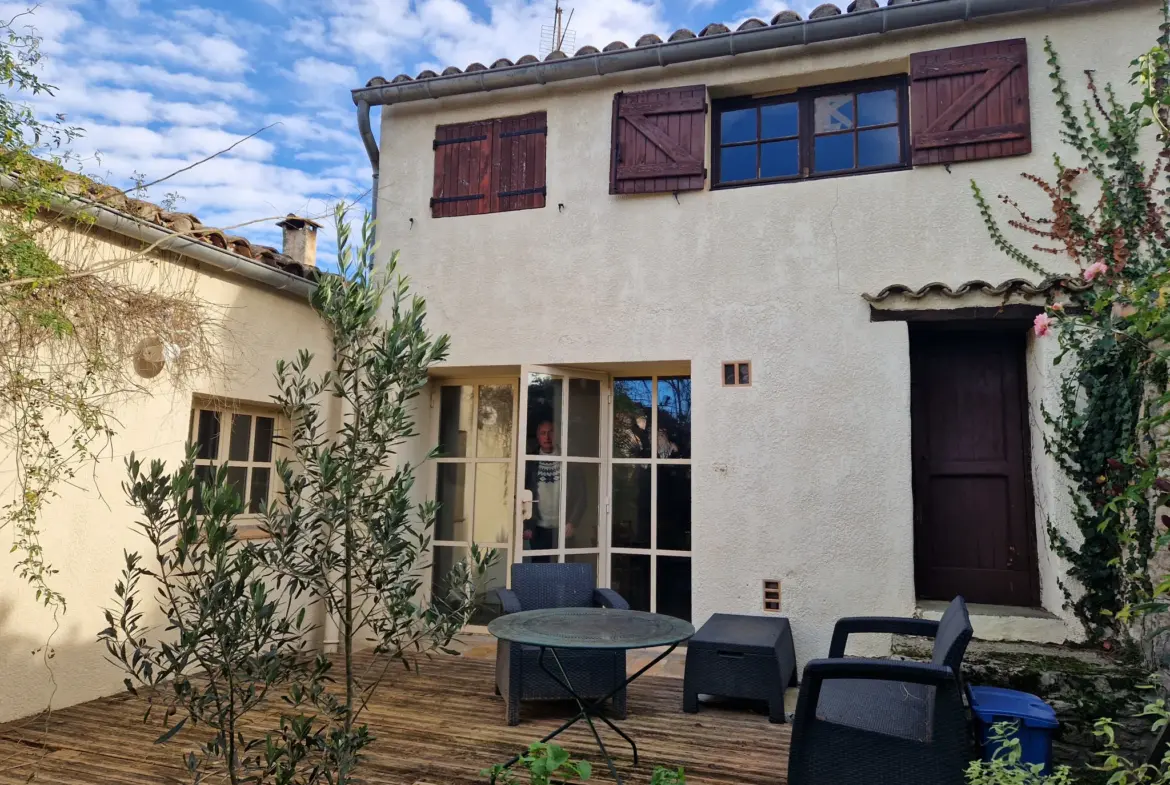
[488,608,695,784]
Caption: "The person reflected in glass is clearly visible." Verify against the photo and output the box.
[524,418,580,558]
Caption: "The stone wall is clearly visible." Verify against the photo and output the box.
[894,637,1155,779]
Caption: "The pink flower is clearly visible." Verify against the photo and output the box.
[1050,302,1064,312]
[1034,312,1053,337]
[1084,261,1109,282]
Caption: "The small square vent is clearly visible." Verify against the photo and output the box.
[763,579,781,612]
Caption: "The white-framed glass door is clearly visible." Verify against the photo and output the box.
[516,366,608,584]
[609,375,692,621]
[431,378,518,625]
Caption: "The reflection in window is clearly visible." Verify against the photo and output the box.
[526,373,562,456]
[611,553,651,613]
[476,385,514,458]
[657,377,691,459]
[438,386,473,457]
[613,378,652,459]
[611,464,651,549]
[714,80,906,186]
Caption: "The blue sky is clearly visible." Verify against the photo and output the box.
[14,0,823,260]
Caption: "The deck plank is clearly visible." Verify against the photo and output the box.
[0,653,790,784]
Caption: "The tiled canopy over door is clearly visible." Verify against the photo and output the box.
[911,329,1039,607]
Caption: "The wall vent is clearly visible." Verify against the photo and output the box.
[763,579,781,612]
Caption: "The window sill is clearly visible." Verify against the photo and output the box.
[710,162,912,191]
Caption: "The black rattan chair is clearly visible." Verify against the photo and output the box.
[787,596,975,785]
[493,563,629,726]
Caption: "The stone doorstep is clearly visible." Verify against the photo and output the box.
[918,600,1073,645]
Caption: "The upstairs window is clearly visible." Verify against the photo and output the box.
[431,111,547,219]
[712,78,909,187]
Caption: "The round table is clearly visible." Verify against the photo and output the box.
[488,608,694,784]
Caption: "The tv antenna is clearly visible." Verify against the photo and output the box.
[539,1,575,57]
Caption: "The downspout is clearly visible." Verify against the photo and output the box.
[356,99,380,221]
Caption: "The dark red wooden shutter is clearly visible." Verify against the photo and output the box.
[494,112,547,213]
[909,38,1030,166]
[610,85,707,195]
[431,119,493,218]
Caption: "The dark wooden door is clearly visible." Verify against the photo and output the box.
[911,329,1039,607]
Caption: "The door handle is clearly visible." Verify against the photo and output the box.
[520,488,534,520]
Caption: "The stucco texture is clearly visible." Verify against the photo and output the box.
[0,223,333,723]
[375,1,1159,664]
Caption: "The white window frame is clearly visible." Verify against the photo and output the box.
[189,400,284,539]
[607,375,692,614]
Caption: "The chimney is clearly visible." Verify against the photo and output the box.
[276,214,322,268]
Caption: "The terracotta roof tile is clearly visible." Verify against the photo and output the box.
[47,170,320,283]
[375,1,925,87]
[862,276,1091,303]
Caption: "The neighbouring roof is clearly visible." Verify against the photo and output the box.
[352,0,1115,107]
[46,172,319,283]
[862,276,1092,303]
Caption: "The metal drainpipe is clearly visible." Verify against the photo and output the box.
[356,99,380,221]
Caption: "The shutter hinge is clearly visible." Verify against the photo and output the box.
[500,126,548,138]
[498,186,547,199]
[433,134,489,149]
[430,194,485,206]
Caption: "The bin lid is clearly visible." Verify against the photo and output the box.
[969,686,1059,730]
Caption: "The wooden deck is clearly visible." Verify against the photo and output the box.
[0,652,790,784]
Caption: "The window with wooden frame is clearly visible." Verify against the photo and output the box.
[722,361,751,387]
[712,77,909,188]
[431,111,547,219]
[190,402,282,533]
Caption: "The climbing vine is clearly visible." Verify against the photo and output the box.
[972,15,1170,645]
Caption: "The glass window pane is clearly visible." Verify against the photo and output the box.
[718,145,757,183]
[229,414,252,462]
[566,463,600,549]
[723,363,736,385]
[435,464,470,541]
[720,107,756,144]
[611,553,651,612]
[657,466,691,550]
[524,459,561,551]
[431,545,467,613]
[225,466,248,509]
[858,127,902,168]
[657,377,691,459]
[253,417,274,463]
[522,554,557,563]
[761,102,799,138]
[567,378,601,458]
[738,363,751,385]
[193,464,213,514]
[760,140,798,179]
[814,94,854,133]
[814,133,855,173]
[476,384,514,458]
[526,373,562,456]
[469,548,508,625]
[611,464,651,549]
[249,467,270,514]
[858,89,898,127]
[195,410,220,460]
[438,385,473,458]
[613,378,652,459]
[657,556,692,621]
[473,463,513,544]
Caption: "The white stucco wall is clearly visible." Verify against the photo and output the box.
[0,223,333,723]
[375,1,1158,663]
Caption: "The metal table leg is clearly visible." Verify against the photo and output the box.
[495,644,679,785]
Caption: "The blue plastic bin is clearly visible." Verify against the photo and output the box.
[969,686,1059,773]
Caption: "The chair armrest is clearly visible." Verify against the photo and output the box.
[493,588,522,615]
[794,658,956,729]
[593,588,629,610]
[828,617,939,658]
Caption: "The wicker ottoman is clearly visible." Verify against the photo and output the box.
[682,614,797,724]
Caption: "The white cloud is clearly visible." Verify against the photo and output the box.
[149,35,250,75]
[79,60,258,100]
[290,57,359,104]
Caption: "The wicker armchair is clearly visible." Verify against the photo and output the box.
[787,596,975,785]
[493,563,629,726]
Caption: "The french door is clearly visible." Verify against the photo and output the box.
[515,366,608,579]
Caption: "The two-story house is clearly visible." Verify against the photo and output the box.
[351,0,1157,660]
